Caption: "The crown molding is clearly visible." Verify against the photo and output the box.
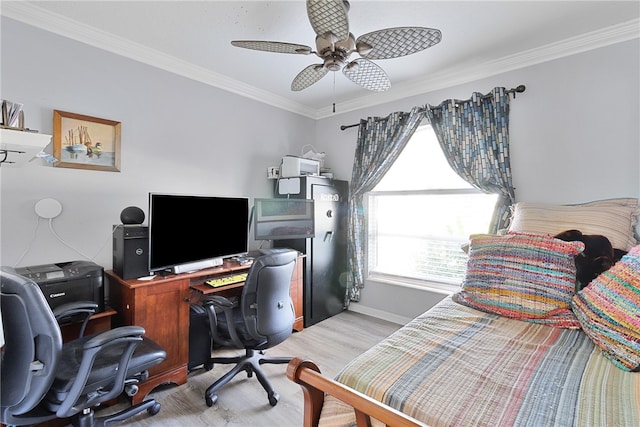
[2,2,638,120]
[1,2,318,119]
[316,18,640,118]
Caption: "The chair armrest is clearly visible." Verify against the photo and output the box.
[83,326,145,350]
[54,301,98,338]
[202,295,236,309]
[53,301,99,318]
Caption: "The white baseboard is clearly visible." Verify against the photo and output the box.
[346,304,411,326]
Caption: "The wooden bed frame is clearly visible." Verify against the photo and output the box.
[287,357,427,427]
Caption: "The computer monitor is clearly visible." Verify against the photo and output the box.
[253,198,315,240]
[148,193,249,273]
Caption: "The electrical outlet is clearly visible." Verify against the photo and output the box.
[267,166,280,179]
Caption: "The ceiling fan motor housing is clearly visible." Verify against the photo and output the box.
[317,32,356,72]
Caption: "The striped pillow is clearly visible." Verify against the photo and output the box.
[571,245,640,371]
[453,232,584,328]
[508,200,639,251]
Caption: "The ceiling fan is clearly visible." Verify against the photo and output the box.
[231,0,442,92]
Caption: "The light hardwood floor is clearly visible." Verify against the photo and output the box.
[94,310,401,426]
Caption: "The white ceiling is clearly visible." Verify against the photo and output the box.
[3,1,639,118]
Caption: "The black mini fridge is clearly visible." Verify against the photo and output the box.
[274,176,349,326]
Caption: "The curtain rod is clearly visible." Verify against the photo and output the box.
[339,85,526,131]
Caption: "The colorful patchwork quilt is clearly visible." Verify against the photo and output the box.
[319,297,640,427]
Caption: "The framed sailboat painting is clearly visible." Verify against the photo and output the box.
[53,110,121,172]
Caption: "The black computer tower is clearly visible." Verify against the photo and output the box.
[188,304,213,372]
[113,225,149,280]
[274,176,349,326]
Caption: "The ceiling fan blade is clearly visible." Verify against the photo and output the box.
[231,40,312,55]
[356,27,442,60]
[291,64,329,91]
[343,59,390,92]
[306,0,349,41]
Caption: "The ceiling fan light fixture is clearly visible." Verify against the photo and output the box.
[324,56,344,71]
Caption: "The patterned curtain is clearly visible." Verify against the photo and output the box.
[425,87,515,233]
[347,107,424,302]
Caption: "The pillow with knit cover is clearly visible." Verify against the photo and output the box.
[453,231,584,328]
[571,245,640,371]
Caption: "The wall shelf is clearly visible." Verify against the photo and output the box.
[0,128,52,167]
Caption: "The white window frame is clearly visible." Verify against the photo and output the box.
[364,127,497,294]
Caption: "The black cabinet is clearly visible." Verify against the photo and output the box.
[274,176,348,326]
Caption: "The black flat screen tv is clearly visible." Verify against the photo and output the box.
[148,193,249,273]
[253,198,315,240]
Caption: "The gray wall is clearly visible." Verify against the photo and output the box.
[2,18,639,324]
[1,18,315,269]
[316,39,640,323]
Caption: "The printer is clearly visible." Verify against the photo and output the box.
[15,260,105,312]
[280,156,320,178]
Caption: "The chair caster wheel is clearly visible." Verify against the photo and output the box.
[268,391,279,407]
[125,384,139,397]
[148,402,161,416]
[204,362,214,371]
[206,393,218,407]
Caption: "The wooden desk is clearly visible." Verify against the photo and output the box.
[105,255,304,404]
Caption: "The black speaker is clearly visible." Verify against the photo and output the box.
[120,206,145,225]
[113,225,149,279]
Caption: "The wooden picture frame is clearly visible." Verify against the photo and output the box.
[53,110,121,172]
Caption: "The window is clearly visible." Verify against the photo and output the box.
[367,124,498,288]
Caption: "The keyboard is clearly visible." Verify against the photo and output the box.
[205,273,248,288]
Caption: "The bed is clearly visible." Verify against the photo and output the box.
[287,199,640,427]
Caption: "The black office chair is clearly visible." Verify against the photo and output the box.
[200,249,298,407]
[0,268,167,427]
